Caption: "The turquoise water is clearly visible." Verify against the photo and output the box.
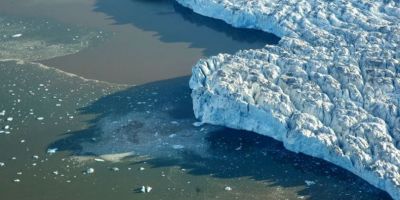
[0,0,392,199]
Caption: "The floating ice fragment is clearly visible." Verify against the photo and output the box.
[17,172,22,175]
[36,117,44,121]
[4,125,10,130]
[140,186,152,193]
[224,186,232,191]
[192,122,203,127]
[53,171,59,175]
[6,117,13,122]
[168,134,177,138]
[85,168,95,174]
[172,145,184,149]
[13,179,20,183]
[139,167,145,171]
[94,158,105,162]
[0,110,5,116]
[32,155,39,159]
[47,148,58,154]
[111,167,120,172]
[305,180,316,186]
[170,121,179,125]
[0,162,5,167]
[12,34,22,38]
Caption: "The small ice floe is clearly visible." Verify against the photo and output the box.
[36,117,44,121]
[170,121,179,125]
[139,167,145,171]
[94,158,105,162]
[53,171,59,175]
[20,140,25,143]
[6,117,13,122]
[12,34,22,38]
[85,168,95,174]
[305,180,316,186]
[32,155,39,159]
[192,122,203,127]
[0,110,5,116]
[224,186,232,191]
[0,162,5,167]
[172,144,184,150]
[13,179,21,183]
[4,125,10,130]
[140,186,152,193]
[111,167,120,172]
[11,157,16,160]
[168,134,177,138]
[16,172,22,175]
[47,148,58,155]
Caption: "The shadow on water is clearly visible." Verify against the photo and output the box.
[93,0,280,56]
[49,77,391,200]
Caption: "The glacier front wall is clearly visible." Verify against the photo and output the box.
[177,0,400,199]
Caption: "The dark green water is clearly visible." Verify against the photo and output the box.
[0,0,392,199]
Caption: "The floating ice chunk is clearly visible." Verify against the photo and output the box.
[172,145,185,150]
[13,179,20,183]
[32,155,39,159]
[168,134,177,138]
[85,168,95,174]
[6,117,13,121]
[0,162,5,167]
[192,122,203,127]
[36,117,44,121]
[12,34,22,38]
[0,110,5,116]
[224,186,232,191]
[170,121,179,125]
[53,171,59,175]
[47,148,58,154]
[305,180,316,186]
[111,167,120,172]
[94,158,105,162]
[140,186,152,193]
[4,125,10,130]
[139,167,145,171]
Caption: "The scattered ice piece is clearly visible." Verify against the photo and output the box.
[85,168,95,174]
[13,179,20,183]
[111,167,120,172]
[53,171,59,175]
[20,140,25,143]
[47,148,58,154]
[11,157,16,160]
[140,186,152,193]
[0,162,4,167]
[4,125,10,130]
[305,180,316,186]
[192,122,203,127]
[36,117,44,121]
[168,134,177,138]
[172,145,185,150]
[17,172,22,175]
[170,121,179,125]
[12,34,22,38]
[32,155,39,159]
[0,110,5,116]
[224,186,232,191]
[139,167,145,171]
[6,117,13,121]
[94,158,105,162]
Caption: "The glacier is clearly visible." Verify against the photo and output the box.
[175,0,400,199]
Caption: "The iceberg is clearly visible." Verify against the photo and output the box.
[176,0,400,199]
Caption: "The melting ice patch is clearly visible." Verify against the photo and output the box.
[178,0,400,199]
[0,15,107,61]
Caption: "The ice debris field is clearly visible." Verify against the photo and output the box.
[176,0,400,199]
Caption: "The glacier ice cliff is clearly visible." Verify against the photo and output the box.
[176,0,400,199]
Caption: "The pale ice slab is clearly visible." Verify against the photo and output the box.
[177,0,400,199]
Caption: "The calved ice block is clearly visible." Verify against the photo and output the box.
[176,0,400,199]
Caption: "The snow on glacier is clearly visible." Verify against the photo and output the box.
[176,0,400,199]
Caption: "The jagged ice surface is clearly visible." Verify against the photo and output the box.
[176,0,400,199]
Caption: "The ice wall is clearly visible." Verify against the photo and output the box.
[176,0,400,199]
